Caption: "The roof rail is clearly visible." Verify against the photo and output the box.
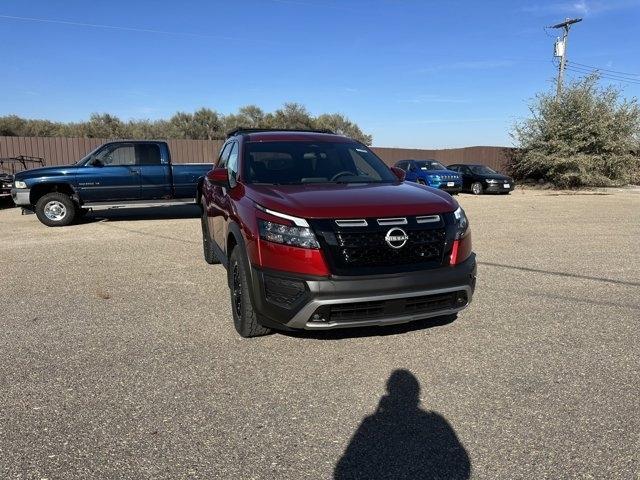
[226,127,335,138]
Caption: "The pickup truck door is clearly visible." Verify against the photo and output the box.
[137,143,172,200]
[76,143,141,202]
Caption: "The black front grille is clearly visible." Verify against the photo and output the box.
[316,291,463,323]
[336,228,445,268]
[310,215,451,275]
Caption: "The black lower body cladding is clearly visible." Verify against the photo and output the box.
[249,254,477,331]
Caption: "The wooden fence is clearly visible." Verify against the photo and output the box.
[0,136,511,173]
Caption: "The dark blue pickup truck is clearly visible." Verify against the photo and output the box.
[11,141,213,226]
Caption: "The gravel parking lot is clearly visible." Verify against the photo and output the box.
[1,189,639,479]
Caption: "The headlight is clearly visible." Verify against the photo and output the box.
[14,180,27,189]
[486,179,498,184]
[259,220,320,249]
[429,175,441,182]
[453,207,469,239]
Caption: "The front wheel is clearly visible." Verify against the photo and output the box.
[417,179,427,186]
[228,247,271,338]
[35,192,76,227]
[471,182,484,195]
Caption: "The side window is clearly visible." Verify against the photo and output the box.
[218,143,232,168]
[462,166,472,174]
[227,142,239,187]
[96,144,136,166]
[396,161,406,171]
[136,144,162,165]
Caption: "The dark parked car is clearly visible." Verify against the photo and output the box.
[447,164,515,195]
[200,128,476,337]
[394,159,462,194]
[11,141,213,226]
[1,173,14,202]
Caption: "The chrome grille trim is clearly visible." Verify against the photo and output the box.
[416,215,441,224]
[377,217,408,226]
[335,219,368,227]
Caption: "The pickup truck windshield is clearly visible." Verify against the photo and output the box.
[244,141,396,185]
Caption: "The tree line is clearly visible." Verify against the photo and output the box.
[0,103,373,145]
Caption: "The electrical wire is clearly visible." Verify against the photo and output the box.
[564,65,640,85]
[565,63,640,84]
[568,61,640,78]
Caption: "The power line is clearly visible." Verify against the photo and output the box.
[567,61,640,78]
[564,65,640,85]
[0,14,245,42]
[565,63,640,83]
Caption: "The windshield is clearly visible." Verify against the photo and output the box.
[470,165,497,175]
[415,160,447,171]
[244,141,396,185]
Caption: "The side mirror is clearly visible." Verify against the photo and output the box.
[390,166,406,182]
[206,167,230,187]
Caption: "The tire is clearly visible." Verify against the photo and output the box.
[35,192,76,227]
[417,179,427,185]
[471,182,484,195]
[228,247,271,338]
[200,198,220,265]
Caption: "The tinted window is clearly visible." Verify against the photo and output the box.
[227,143,239,187]
[244,141,396,185]
[470,165,497,175]
[218,143,232,168]
[95,144,136,166]
[415,160,447,171]
[137,144,162,165]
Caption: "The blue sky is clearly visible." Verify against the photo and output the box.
[1,0,639,148]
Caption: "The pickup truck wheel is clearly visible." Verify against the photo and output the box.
[200,199,220,265]
[417,179,427,185]
[35,193,76,227]
[228,247,271,338]
[471,182,484,195]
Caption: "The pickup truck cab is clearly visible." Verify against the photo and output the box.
[11,140,213,226]
[200,129,476,337]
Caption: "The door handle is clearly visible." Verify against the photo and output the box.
[129,169,140,175]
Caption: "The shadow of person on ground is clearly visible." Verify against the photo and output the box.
[334,369,470,480]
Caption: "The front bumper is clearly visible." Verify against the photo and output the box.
[485,182,514,193]
[250,254,476,330]
[11,188,31,206]
[437,184,462,193]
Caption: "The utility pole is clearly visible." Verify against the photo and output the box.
[551,17,582,96]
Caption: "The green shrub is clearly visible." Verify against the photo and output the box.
[511,74,640,187]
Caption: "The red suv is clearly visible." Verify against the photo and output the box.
[199,129,476,337]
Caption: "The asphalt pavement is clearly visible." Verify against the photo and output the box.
[1,188,638,479]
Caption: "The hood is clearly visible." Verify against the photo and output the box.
[245,182,458,219]
[14,165,79,181]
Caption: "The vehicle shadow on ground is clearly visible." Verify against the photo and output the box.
[75,205,201,224]
[334,369,471,480]
[281,314,458,340]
